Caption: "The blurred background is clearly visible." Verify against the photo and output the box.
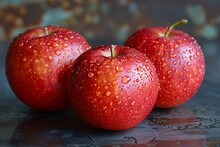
[1,0,220,99]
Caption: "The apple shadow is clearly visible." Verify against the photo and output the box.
[9,109,156,146]
[9,105,208,146]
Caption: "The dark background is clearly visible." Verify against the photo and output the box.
[1,0,220,99]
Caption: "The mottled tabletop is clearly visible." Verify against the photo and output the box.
[1,61,220,146]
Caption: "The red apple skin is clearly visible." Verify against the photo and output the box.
[124,27,205,108]
[6,26,91,111]
[67,45,159,130]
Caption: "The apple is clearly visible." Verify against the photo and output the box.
[67,45,159,130]
[124,19,205,108]
[6,25,91,111]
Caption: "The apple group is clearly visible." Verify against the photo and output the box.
[6,19,205,130]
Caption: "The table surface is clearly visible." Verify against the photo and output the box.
[1,55,220,147]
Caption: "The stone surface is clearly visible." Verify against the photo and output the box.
[0,67,220,146]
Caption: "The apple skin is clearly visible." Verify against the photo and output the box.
[6,26,91,111]
[67,45,159,130]
[124,26,205,108]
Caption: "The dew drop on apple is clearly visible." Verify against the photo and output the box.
[55,50,61,56]
[106,65,110,68]
[170,54,176,58]
[151,77,155,81]
[167,70,171,75]
[63,43,68,47]
[172,61,177,65]
[48,56,53,61]
[115,65,123,72]
[131,101,135,106]
[174,44,179,49]
[88,72,94,78]
[53,43,59,47]
[58,60,63,64]
[189,56,194,61]
[121,76,131,84]
[144,95,150,103]
[112,80,118,86]
[19,42,24,46]
[106,91,111,96]
[22,57,26,62]
[162,62,166,67]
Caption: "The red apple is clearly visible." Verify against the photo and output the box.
[67,45,159,130]
[6,26,91,111]
[124,19,205,108]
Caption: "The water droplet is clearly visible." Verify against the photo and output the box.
[174,44,179,49]
[172,61,177,65]
[114,73,119,78]
[121,76,131,84]
[170,54,176,58]
[35,59,40,63]
[55,50,61,56]
[131,101,135,106]
[53,43,59,47]
[97,71,102,74]
[115,65,123,72]
[106,65,110,68]
[146,65,149,70]
[63,43,68,47]
[88,72,94,78]
[112,81,118,86]
[22,58,26,62]
[48,56,53,61]
[106,91,111,96]
[162,62,166,67]
[58,60,63,64]
[145,96,149,101]
[19,42,24,46]
[167,70,171,75]
[96,91,100,96]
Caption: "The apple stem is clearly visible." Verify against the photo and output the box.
[110,45,116,57]
[165,19,188,37]
[44,27,49,36]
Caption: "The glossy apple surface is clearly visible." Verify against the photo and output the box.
[67,45,159,130]
[124,20,205,108]
[6,26,91,111]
